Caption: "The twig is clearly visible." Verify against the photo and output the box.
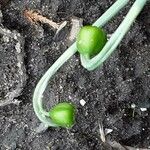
[107,140,150,150]
[125,146,150,150]
[99,121,106,143]
[24,9,67,32]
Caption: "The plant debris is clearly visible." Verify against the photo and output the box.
[24,9,67,34]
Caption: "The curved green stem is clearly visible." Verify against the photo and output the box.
[93,0,129,27]
[33,0,147,126]
[81,0,148,70]
[33,43,77,126]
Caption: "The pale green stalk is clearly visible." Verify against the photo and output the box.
[33,44,76,126]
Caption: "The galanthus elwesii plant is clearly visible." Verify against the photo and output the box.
[33,0,148,128]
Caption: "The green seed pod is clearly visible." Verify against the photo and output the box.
[77,25,107,58]
[49,102,75,128]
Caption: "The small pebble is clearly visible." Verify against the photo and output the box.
[68,16,83,44]
[131,103,136,109]
[140,108,147,112]
[80,99,86,106]
[105,128,113,135]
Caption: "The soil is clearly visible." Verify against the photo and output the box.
[0,0,150,150]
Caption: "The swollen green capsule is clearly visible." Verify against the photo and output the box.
[77,26,107,58]
[49,102,75,128]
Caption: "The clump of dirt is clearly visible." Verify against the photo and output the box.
[0,0,150,150]
[0,14,27,106]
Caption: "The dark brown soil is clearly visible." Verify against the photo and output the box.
[0,0,150,150]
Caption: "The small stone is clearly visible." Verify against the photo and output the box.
[131,103,136,109]
[105,128,113,135]
[80,99,86,106]
[67,16,83,45]
[140,108,147,112]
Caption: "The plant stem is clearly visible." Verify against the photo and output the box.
[33,44,77,126]
[93,0,129,27]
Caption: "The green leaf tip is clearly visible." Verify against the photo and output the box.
[49,102,75,128]
[77,25,107,58]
